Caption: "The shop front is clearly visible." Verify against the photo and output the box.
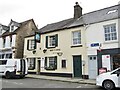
[97,48,120,74]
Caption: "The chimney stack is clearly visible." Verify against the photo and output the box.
[74,2,82,19]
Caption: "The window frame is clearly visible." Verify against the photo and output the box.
[27,58,36,70]
[27,39,36,50]
[3,37,6,48]
[61,59,67,68]
[46,34,58,48]
[104,24,117,42]
[49,57,55,67]
[72,30,81,46]
[48,35,56,47]
[45,56,57,70]
[10,36,12,47]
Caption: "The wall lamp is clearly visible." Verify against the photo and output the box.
[43,49,47,53]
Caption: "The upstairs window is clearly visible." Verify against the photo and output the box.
[3,38,6,48]
[104,24,117,41]
[5,53,12,59]
[0,30,2,35]
[49,36,56,47]
[10,26,14,32]
[46,34,58,48]
[27,40,36,50]
[10,36,12,47]
[72,31,81,45]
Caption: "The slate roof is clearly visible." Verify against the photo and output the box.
[8,19,21,27]
[39,18,76,33]
[39,4,119,33]
[0,19,35,37]
[0,24,9,31]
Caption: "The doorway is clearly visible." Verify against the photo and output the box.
[88,55,97,79]
[73,55,82,78]
[37,60,41,74]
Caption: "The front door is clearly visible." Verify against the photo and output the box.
[88,55,97,79]
[73,55,82,78]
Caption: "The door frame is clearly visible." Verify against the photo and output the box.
[73,55,82,78]
[88,55,98,79]
[37,60,41,74]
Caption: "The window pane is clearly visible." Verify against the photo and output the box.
[62,60,66,68]
[29,40,35,50]
[104,24,117,41]
[49,36,56,47]
[28,58,35,70]
[72,31,81,45]
[49,57,55,67]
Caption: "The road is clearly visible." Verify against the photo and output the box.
[1,77,102,89]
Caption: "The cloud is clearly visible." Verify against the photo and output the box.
[0,4,22,15]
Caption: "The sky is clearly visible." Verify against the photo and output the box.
[0,0,120,28]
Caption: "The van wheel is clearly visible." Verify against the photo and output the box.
[5,72,11,79]
[103,80,115,90]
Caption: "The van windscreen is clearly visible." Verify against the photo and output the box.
[0,60,7,65]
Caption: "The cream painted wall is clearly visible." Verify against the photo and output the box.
[24,27,88,75]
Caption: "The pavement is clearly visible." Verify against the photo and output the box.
[26,74,96,85]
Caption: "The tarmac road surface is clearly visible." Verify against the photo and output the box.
[1,78,102,89]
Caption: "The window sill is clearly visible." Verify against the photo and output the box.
[71,44,83,48]
[62,67,67,69]
[45,68,56,70]
[47,46,56,49]
[45,66,56,70]
[27,49,35,51]
[104,40,118,44]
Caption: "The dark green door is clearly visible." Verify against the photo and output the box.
[73,55,82,78]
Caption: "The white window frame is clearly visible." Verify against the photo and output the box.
[61,59,67,68]
[72,31,81,46]
[48,57,55,67]
[29,40,35,50]
[48,35,56,47]
[27,58,35,70]
[104,24,117,42]
[3,38,6,48]
[10,36,12,47]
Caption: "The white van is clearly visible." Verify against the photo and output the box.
[96,67,120,90]
[0,59,28,79]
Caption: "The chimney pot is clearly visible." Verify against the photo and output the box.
[75,2,78,5]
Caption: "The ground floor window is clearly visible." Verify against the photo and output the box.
[45,56,57,70]
[61,59,66,68]
[27,58,36,70]
[5,53,12,59]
